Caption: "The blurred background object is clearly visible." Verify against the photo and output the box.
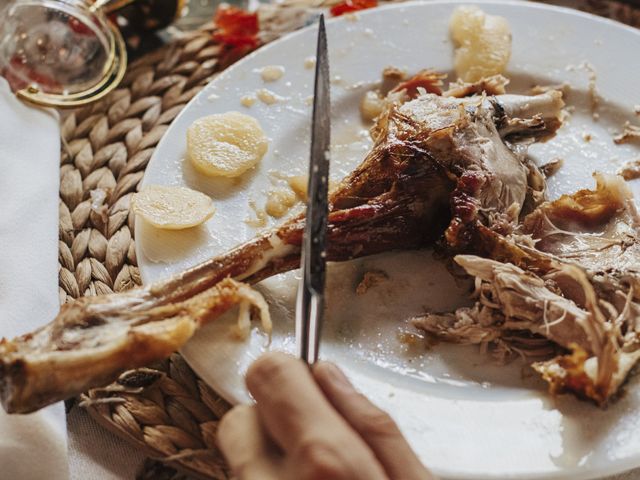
[0,0,127,106]
[0,0,236,106]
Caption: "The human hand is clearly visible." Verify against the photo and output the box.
[218,352,434,480]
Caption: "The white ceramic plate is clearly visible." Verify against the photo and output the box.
[137,2,640,478]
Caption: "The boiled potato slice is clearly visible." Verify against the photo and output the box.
[132,185,215,230]
[187,112,268,178]
[450,6,511,82]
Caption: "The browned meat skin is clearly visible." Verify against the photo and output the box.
[0,87,564,414]
[0,278,272,415]
[443,74,509,98]
[390,69,445,98]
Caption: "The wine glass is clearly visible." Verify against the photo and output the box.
[0,0,128,108]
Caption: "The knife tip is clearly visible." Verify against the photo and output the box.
[317,13,327,55]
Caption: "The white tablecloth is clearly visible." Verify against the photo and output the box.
[67,409,145,479]
[0,78,68,480]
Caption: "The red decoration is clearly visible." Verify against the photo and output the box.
[392,70,444,98]
[213,5,259,48]
[2,56,60,92]
[330,0,378,17]
[68,17,94,36]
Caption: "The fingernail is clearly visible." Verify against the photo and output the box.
[322,363,355,391]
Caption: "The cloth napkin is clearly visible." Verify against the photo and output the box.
[0,77,146,480]
[0,77,69,479]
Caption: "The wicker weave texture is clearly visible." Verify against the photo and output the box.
[58,24,234,479]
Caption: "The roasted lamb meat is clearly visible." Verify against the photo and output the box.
[0,78,565,413]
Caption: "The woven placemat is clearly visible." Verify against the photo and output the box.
[57,1,640,478]
[58,22,234,480]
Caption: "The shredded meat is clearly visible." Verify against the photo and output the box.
[415,174,640,406]
[444,74,510,98]
[529,83,571,96]
[541,158,564,178]
[618,159,640,181]
[356,270,389,295]
[614,121,640,145]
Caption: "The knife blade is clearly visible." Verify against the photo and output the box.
[295,14,330,365]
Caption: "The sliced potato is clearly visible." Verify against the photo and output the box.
[450,6,511,82]
[187,112,268,178]
[132,185,215,230]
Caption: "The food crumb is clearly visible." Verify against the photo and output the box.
[257,88,280,105]
[207,93,220,101]
[618,159,640,181]
[566,62,599,118]
[240,95,256,107]
[613,121,640,145]
[583,62,599,120]
[356,270,389,295]
[260,65,285,82]
[397,331,423,346]
[380,66,408,93]
[360,90,385,122]
[304,56,316,69]
[399,329,438,350]
[265,188,297,218]
[344,80,367,91]
[245,199,267,228]
[541,157,564,178]
[528,82,571,96]
[582,132,593,142]
[287,175,308,201]
[343,12,358,22]
[635,105,640,115]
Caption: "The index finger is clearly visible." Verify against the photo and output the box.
[245,352,388,480]
[245,352,349,451]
